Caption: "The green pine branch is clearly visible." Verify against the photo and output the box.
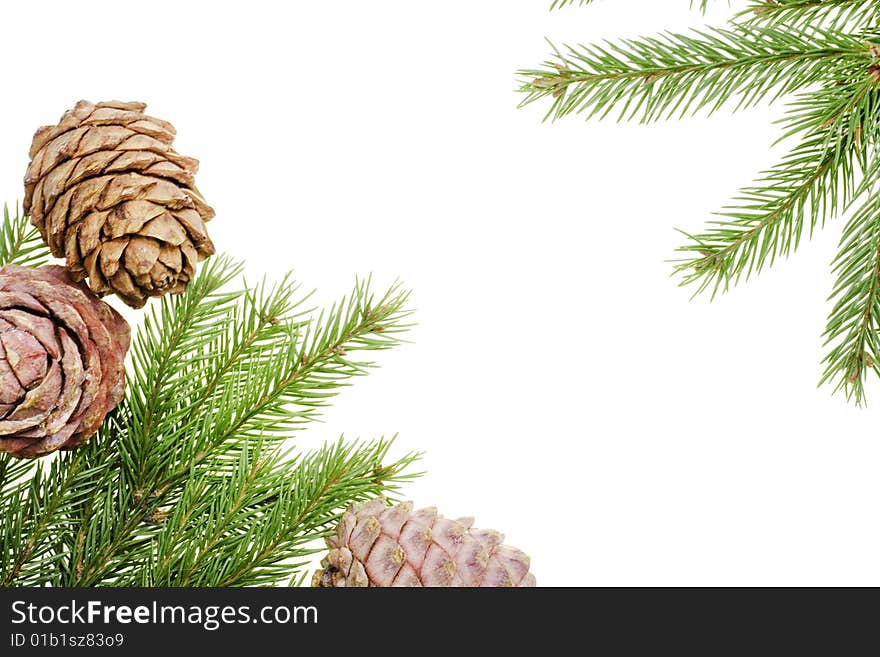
[518,24,869,123]
[674,75,880,296]
[742,1,880,30]
[0,204,51,269]
[551,0,712,9]
[821,177,880,404]
[0,239,419,586]
[517,6,880,402]
[551,0,880,28]
[145,437,419,587]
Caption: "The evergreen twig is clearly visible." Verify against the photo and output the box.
[550,0,711,9]
[0,204,50,269]
[741,0,880,30]
[822,180,880,403]
[673,75,880,296]
[0,206,419,586]
[519,3,880,402]
[518,25,868,122]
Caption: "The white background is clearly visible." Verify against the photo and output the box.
[2,1,879,586]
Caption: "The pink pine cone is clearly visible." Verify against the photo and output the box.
[0,265,129,458]
[312,498,536,587]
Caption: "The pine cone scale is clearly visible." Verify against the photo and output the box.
[398,518,432,569]
[364,535,406,586]
[24,100,215,308]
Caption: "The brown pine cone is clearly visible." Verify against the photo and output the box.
[313,498,536,587]
[0,265,130,458]
[23,100,215,308]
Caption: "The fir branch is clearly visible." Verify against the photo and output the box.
[523,0,880,403]
[1,251,418,586]
[551,0,712,9]
[0,456,111,586]
[674,75,880,295]
[0,204,51,268]
[742,0,880,31]
[517,25,869,122]
[145,437,420,587]
[821,181,880,404]
[20,259,413,587]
